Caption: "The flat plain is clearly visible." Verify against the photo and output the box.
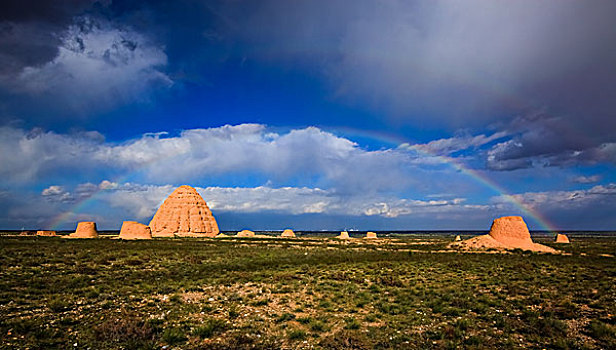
[1,234,615,349]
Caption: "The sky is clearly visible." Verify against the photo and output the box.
[1,0,615,231]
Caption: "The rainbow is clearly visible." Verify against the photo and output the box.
[331,126,557,232]
[48,135,186,230]
[48,126,557,232]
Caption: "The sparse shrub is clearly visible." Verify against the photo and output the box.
[319,330,371,349]
[161,327,187,345]
[288,328,307,340]
[588,320,616,342]
[276,312,296,323]
[364,313,378,322]
[193,318,227,338]
[47,297,70,312]
[253,298,269,306]
[310,320,327,332]
[344,317,361,330]
[297,316,312,324]
[228,305,239,319]
[95,316,154,344]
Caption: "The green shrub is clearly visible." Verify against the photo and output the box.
[288,329,307,340]
[192,318,227,338]
[161,327,187,345]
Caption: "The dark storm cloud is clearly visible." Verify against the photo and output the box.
[216,0,616,169]
[224,0,616,126]
[486,112,616,170]
[0,1,172,117]
[0,1,105,73]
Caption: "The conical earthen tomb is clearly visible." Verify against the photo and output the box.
[451,216,556,253]
[336,231,350,239]
[281,229,296,238]
[237,229,255,237]
[365,231,377,239]
[36,230,57,237]
[554,233,570,243]
[119,221,152,240]
[68,222,98,238]
[149,185,219,238]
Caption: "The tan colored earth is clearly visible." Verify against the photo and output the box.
[67,222,98,238]
[237,230,255,237]
[281,229,296,238]
[336,231,350,239]
[450,216,557,253]
[214,233,228,238]
[118,221,152,240]
[554,233,570,244]
[19,231,35,236]
[454,235,462,241]
[149,185,219,238]
[36,230,57,237]
[365,231,377,239]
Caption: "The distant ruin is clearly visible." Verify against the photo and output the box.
[554,233,570,244]
[237,230,255,237]
[67,222,98,239]
[36,230,57,237]
[365,231,377,239]
[336,231,350,239]
[281,229,296,238]
[118,221,152,240]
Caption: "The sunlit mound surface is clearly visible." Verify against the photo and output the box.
[149,185,219,238]
[364,231,378,239]
[36,230,57,237]
[450,216,557,253]
[336,231,350,239]
[66,222,98,239]
[237,230,255,237]
[555,233,571,244]
[118,221,152,240]
[281,229,296,238]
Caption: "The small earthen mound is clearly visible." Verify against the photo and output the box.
[554,233,570,244]
[336,231,350,239]
[36,230,57,237]
[119,221,152,240]
[68,222,98,239]
[450,216,557,253]
[149,185,219,238]
[281,229,296,238]
[19,231,35,236]
[237,230,255,237]
[454,235,462,241]
[364,231,377,239]
[214,233,228,238]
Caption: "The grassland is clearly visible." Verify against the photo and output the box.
[0,235,615,349]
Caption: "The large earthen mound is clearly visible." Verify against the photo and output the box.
[554,234,570,244]
[149,185,219,238]
[36,230,57,237]
[489,216,533,246]
[237,230,255,237]
[365,231,377,239]
[336,231,350,239]
[68,222,98,238]
[281,229,296,238]
[451,216,557,253]
[119,221,152,240]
